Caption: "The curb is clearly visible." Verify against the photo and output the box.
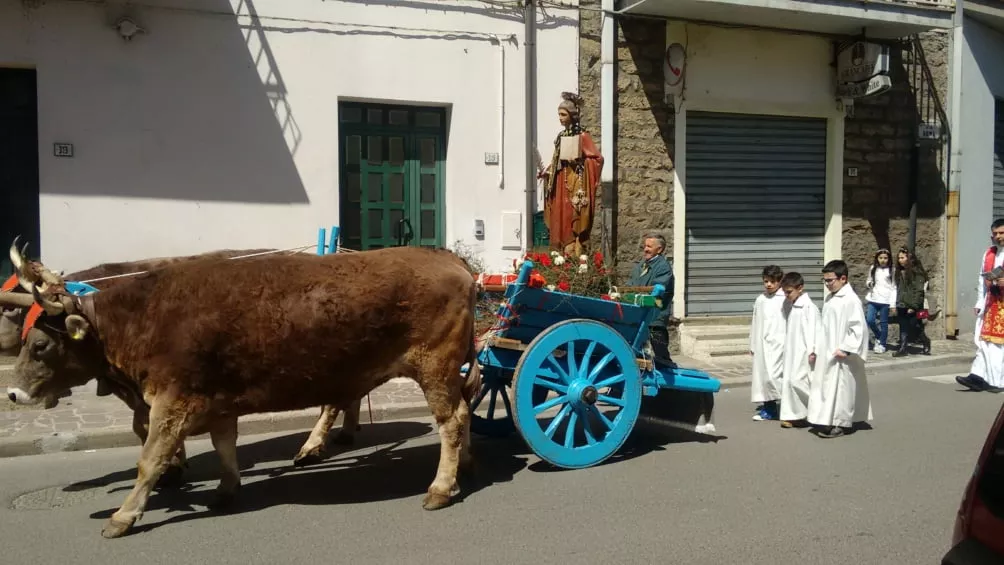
[0,402,433,460]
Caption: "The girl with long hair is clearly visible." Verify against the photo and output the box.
[893,247,931,357]
[864,248,896,353]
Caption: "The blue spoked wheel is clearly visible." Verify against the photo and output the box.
[469,371,517,438]
[470,369,550,438]
[511,319,642,469]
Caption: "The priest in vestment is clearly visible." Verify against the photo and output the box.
[956,219,1004,393]
[539,92,604,258]
[807,260,873,439]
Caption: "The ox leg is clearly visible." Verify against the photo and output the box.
[333,398,362,445]
[101,401,192,539]
[208,416,241,510]
[695,392,717,435]
[422,382,469,511]
[293,405,340,467]
[132,407,187,489]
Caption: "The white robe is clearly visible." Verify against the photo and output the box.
[807,283,873,428]
[780,292,820,421]
[750,289,787,404]
[972,248,1004,388]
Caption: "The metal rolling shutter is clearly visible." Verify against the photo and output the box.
[685,111,827,316]
[994,100,1004,220]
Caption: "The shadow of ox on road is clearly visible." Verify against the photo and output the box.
[47,395,725,535]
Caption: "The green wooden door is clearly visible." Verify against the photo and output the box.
[339,103,445,251]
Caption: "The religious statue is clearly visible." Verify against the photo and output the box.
[538,92,604,258]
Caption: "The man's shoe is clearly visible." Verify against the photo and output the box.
[956,374,990,391]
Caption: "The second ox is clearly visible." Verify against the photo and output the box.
[1,244,369,484]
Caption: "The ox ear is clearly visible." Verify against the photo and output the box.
[65,315,91,341]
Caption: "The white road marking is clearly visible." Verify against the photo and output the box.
[914,374,963,385]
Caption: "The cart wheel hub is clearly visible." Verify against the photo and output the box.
[580,385,598,405]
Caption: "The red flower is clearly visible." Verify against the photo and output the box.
[593,251,604,268]
[558,280,571,292]
[538,254,552,267]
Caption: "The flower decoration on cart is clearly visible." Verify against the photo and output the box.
[513,249,611,297]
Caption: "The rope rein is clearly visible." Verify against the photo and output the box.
[77,243,360,285]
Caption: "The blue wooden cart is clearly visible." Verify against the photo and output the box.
[469,259,722,469]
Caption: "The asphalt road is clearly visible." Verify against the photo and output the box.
[0,363,999,565]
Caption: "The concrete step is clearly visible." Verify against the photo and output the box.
[679,323,753,363]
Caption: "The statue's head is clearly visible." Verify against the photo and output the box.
[558,92,582,127]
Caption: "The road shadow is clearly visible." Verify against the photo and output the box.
[84,424,529,535]
[525,416,728,473]
[62,420,434,493]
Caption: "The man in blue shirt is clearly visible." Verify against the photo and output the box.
[626,233,675,365]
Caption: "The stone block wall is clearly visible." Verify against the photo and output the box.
[578,1,672,277]
[841,31,950,340]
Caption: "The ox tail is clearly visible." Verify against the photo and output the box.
[461,285,483,405]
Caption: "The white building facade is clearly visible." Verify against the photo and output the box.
[0,0,581,275]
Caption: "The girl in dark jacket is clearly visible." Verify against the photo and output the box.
[893,247,931,357]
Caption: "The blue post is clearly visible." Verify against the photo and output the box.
[317,228,327,256]
[631,283,666,352]
[328,226,340,255]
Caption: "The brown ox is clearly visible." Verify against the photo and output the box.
[1,246,480,539]
[1,245,365,486]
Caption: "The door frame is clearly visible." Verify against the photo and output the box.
[672,102,844,318]
[337,101,447,251]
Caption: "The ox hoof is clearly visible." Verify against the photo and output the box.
[422,492,454,511]
[101,517,135,539]
[293,450,324,468]
[156,465,187,489]
[331,432,355,446]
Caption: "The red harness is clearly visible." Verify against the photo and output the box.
[1,273,48,341]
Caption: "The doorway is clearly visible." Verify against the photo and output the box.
[338,101,446,251]
[0,68,40,278]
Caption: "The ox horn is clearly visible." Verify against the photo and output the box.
[0,290,36,309]
[31,284,65,316]
[10,237,64,289]
[9,237,35,293]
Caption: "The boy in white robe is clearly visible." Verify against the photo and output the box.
[779,271,820,428]
[749,265,787,421]
[808,260,873,439]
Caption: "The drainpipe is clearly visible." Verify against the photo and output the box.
[600,0,616,262]
[492,35,512,190]
[945,0,964,338]
[524,0,537,250]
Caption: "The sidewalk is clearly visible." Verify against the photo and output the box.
[0,336,978,458]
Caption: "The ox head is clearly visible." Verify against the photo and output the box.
[0,240,99,409]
